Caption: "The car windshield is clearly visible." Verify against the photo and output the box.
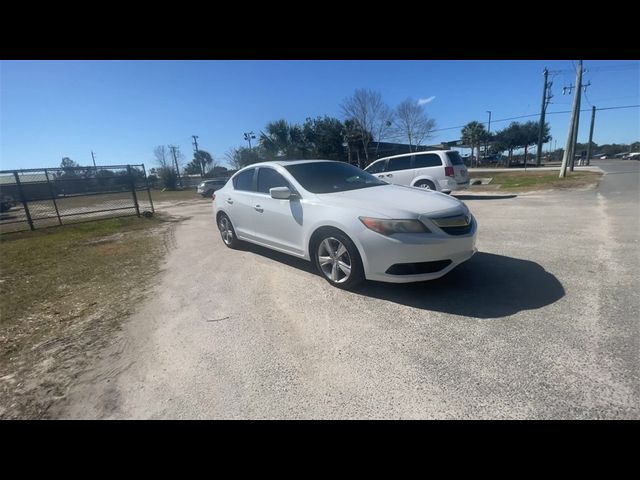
[284,161,386,193]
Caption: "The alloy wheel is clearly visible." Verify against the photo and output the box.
[317,237,352,283]
[219,216,234,245]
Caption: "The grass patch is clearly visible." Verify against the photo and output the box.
[470,170,602,192]
[0,214,173,418]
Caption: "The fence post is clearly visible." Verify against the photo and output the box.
[13,171,35,231]
[127,165,141,217]
[141,164,154,214]
[44,169,63,226]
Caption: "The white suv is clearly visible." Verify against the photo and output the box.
[364,150,470,193]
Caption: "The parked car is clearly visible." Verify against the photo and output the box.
[213,160,477,289]
[0,195,16,213]
[197,179,229,197]
[363,150,470,194]
[628,152,640,161]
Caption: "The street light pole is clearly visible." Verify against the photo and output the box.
[244,131,256,149]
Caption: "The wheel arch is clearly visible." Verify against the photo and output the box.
[411,175,439,189]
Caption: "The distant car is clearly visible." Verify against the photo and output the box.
[197,179,229,197]
[0,195,16,213]
[213,160,477,289]
[628,152,640,161]
[600,155,608,160]
[364,150,470,194]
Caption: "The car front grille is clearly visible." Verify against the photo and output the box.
[429,213,474,236]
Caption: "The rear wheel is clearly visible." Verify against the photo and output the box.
[218,213,240,249]
[414,179,436,190]
[313,229,364,289]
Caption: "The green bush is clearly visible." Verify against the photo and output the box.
[158,167,178,190]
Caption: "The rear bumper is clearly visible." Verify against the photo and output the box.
[438,178,469,192]
[356,217,478,283]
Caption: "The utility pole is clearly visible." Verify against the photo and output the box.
[485,111,491,160]
[536,68,552,167]
[560,61,583,178]
[169,145,182,188]
[569,76,588,172]
[91,150,97,169]
[192,135,203,177]
[585,106,596,166]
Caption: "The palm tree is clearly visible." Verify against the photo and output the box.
[461,121,488,168]
[260,119,292,159]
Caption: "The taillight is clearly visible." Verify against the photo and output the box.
[212,192,216,201]
[445,166,454,177]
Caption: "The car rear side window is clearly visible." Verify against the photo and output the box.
[233,169,255,191]
[414,154,442,168]
[446,151,465,165]
[387,156,413,172]
[257,168,289,194]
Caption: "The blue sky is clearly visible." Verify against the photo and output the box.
[1,60,638,170]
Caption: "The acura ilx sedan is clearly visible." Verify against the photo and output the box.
[213,160,477,289]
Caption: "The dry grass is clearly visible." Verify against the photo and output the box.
[0,215,176,418]
[469,170,602,192]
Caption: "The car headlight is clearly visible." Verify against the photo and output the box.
[359,217,430,235]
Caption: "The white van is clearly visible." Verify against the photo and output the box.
[364,150,470,193]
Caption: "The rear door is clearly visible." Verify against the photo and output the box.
[226,168,257,239]
[384,156,415,186]
[446,151,469,184]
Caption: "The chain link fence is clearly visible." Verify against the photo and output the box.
[0,165,154,234]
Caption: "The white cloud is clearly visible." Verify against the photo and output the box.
[417,96,436,105]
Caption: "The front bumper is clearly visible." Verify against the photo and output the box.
[357,217,477,283]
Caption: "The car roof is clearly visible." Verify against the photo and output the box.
[373,150,453,162]
[242,159,338,168]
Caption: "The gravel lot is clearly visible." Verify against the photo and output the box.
[57,161,639,419]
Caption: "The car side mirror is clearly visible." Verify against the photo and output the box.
[270,186,297,200]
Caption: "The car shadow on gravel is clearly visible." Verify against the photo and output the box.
[352,252,565,319]
[239,243,564,319]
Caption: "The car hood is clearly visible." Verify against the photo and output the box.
[317,184,468,218]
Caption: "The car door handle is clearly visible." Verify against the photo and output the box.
[254,205,263,212]
[386,174,393,177]
[226,198,233,204]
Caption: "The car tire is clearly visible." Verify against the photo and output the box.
[218,213,241,249]
[414,179,436,191]
[313,228,365,290]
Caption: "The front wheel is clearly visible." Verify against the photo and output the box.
[313,230,365,289]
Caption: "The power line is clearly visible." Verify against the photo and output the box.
[430,104,639,133]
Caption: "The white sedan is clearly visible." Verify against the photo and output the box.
[213,160,477,289]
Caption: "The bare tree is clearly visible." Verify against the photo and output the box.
[393,98,437,152]
[153,145,172,169]
[341,89,393,166]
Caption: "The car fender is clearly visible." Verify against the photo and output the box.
[303,215,371,271]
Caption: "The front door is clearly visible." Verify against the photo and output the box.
[251,167,306,255]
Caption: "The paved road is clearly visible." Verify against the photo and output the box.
[60,160,639,419]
